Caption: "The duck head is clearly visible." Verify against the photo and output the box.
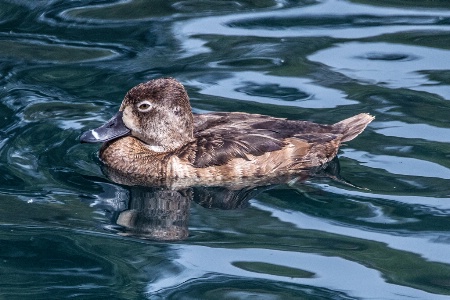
[80,78,194,152]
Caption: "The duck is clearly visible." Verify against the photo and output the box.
[80,77,374,188]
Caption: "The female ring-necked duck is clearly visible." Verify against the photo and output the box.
[81,78,373,187]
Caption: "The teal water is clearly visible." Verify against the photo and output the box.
[1,0,450,299]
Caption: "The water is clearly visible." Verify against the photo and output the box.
[1,0,450,299]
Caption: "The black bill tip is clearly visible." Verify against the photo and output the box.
[80,111,131,143]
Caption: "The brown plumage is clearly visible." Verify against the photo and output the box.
[80,78,374,188]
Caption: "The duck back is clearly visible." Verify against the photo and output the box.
[164,112,374,187]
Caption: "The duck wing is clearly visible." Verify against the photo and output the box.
[178,112,373,168]
[178,112,324,168]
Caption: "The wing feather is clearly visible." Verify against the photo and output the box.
[177,112,334,168]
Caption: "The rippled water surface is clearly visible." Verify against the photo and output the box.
[1,0,450,299]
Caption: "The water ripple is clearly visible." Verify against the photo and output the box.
[149,244,450,299]
[188,71,357,108]
[308,42,450,99]
[342,149,450,179]
[252,201,450,265]
[313,184,450,213]
[0,33,121,63]
[372,120,450,143]
[174,0,450,56]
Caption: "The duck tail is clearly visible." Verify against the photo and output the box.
[333,113,374,142]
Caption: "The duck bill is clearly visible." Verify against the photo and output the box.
[80,111,131,143]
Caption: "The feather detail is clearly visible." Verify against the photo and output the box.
[333,113,375,142]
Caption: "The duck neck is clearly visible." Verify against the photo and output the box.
[141,128,193,153]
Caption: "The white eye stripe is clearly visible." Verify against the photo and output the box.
[137,100,152,112]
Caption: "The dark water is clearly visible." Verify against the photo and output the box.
[1,0,450,299]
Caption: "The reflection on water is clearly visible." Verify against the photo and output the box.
[1,0,450,299]
[96,159,343,241]
[116,188,191,241]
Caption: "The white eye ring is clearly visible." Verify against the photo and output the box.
[137,100,152,112]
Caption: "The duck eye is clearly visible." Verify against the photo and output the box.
[137,100,152,112]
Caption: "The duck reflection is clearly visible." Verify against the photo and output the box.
[94,157,344,241]
[116,188,191,241]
